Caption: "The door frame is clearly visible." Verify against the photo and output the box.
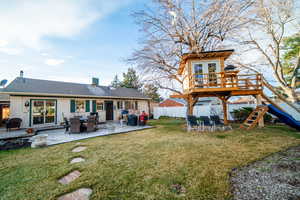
[104,101,114,121]
[29,99,57,127]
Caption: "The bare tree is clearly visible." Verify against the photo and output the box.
[236,0,300,102]
[128,0,254,95]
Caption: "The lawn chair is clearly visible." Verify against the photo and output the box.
[210,115,225,131]
[199,116,213,132]
[210,115,232,131]
[70,118,81,133]
[187,115,201,132]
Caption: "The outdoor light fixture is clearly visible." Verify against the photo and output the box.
[24,101,30,107]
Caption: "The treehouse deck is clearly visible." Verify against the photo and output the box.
[171,72,263,99]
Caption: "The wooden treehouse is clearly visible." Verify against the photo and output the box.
[171,49,265,127]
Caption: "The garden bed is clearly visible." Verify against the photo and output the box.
[230,145,300,200]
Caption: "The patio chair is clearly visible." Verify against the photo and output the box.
[199,116,213,132]
[187,115,200,131]
[6,118,22,131]
[86,116,97,132]
[64,117,70,133]
[70,118,81,133]
[90,112,99,124]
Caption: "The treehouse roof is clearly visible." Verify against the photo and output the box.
[178,49,234,75]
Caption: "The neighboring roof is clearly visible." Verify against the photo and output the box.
[1,77,150,99]
[178,49,234,75]
[169,98,186,105]
[229,97,255,104]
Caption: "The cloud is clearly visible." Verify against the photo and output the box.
[0,47,22,55]
[0,40,8,47]
[45,59,65,66]
[0,0,132,50]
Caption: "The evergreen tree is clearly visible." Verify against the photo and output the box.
[110,75,121,88]
[143,83,163,102]
[121,68,142,89]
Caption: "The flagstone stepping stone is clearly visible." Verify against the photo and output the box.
[57,188,92,200]
[58,170,81,185]
[72,146,86,153]
[70,157,85,164]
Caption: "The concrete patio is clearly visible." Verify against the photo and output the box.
[0,128,33,140]
[0,123,153,146]
[45,123,153,145]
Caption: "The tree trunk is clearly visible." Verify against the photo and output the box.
[282,86,299,103]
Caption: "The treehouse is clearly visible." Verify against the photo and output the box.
[171,49,264,125]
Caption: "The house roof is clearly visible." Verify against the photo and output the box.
[178,49,234,75]
[1,77,150,99]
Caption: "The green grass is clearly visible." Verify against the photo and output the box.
[0,119,299,200]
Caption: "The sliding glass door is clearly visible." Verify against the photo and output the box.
[31,100,56,126]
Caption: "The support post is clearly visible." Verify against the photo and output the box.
[221,98,228,125]
[218,96,230,125]
[187,95,193,116]
[256,94,264,128]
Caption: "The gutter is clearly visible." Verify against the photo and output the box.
[0,91,151,100]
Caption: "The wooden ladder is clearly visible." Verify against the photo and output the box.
[240,106,269,130]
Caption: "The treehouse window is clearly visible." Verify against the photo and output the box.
[194,64,204,87]
[208,63,217,85]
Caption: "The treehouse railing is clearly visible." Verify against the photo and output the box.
[190,72,262,90]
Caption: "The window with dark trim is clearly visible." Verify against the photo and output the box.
[117,101,123,109]
[96,101,104,111]
[75,100,85,112]
[125,101,131,110]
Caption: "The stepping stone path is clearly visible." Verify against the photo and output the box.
[57,188,92,200]
[70,157,85,164]
[57,144,92,199]
[58,170,81,185]
[72,146,86,153]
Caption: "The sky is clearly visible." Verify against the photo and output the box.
[0,0,147,86]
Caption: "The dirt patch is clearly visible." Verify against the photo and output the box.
[230,145,300,200]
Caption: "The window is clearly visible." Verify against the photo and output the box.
[117,101,123,109]
[208,63,217,85]
[2,105,9,119]
[125,101,131,110]
[96,101,104,111]
[75,100,85,112]
[194,63,204,87]
[135,101,138,110]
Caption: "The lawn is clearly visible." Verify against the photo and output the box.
[0,119,299,200]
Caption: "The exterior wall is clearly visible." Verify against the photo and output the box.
[9,96,149,128]
[159,99,184,107]
[182,63,189,92]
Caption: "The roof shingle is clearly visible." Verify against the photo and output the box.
[2,77,149,99]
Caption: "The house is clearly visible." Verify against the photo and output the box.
[0,75,150,128]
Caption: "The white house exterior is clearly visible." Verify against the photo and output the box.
[1,77,150,128]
